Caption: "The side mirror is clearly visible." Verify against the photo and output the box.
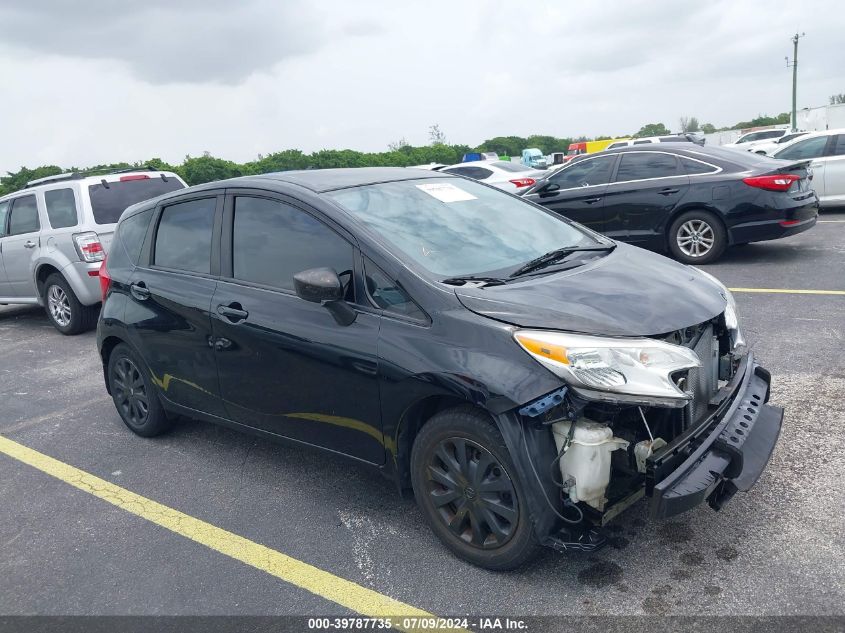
[293,267,343,303]
[293,267,357,326]
[537,181,560,195]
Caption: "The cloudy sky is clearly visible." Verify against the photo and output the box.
[0,0,843,173]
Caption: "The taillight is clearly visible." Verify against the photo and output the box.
[509,178,536,188]
[98,254,112,301]
[72,231,105,262]
[742,174,800,192]
[119,174,150,181]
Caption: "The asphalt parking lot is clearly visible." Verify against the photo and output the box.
[1,212,843,626]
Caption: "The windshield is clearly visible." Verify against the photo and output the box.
[326,178,595,277]
[88,175,184,224]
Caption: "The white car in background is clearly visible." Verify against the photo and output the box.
[723,128,788,152]
[439,161,545,192]
[747,131,808,156]
[773,128,845,208]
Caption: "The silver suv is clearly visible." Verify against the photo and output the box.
[0,168,186,333]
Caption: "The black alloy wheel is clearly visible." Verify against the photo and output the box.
[425,437,518,548]
[410,407,540,570]
[107,343,173,437]
[112,357,150,428]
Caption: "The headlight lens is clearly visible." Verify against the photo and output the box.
[694,269,746,352]
[514,330,701,407]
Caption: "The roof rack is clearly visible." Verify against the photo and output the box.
[24,165,161,189]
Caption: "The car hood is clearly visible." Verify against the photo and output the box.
[454,243,727,337]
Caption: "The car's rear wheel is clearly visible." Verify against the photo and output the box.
[411,406,540,570]
[668,210,727,264]
[43,273,99,335]
[107,343,172,437]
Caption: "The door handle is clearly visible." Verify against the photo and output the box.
[130,282,151,300]
[583,197,603,204]
[24,240,37,249]
[217,302,249,323]
[659,188,681,195]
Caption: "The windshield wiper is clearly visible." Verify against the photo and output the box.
[441,276,508,287]
[509,244,616,278]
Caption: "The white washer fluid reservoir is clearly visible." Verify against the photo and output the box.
[551,419,629,511]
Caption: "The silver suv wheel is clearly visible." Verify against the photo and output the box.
[47,284,72,327]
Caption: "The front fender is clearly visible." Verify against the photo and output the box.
[492,409,563,542]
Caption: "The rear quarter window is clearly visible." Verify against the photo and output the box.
[88,176,185,225]
[115,208,155,267]
[680,157,719,175]
[44,188,79,229]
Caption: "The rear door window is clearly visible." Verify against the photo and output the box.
[44,188,79,229]
[775,136,829,160]
[550,155,616,189]
[615,153,679,181]
[232,196,354,296]
[154,198,216,274]
[89,175,185,225]
[8,195,40,235]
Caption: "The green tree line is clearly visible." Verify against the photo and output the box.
[0,113,793,196]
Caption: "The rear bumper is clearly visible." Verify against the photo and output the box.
[647,354,782,519]
[60,261,102,306]
[730,214,817,245]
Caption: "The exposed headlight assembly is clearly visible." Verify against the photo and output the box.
[514,330,701,408]
[694,269,746,352]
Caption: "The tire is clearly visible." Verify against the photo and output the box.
[667,210,727,265]
[411,406,541,570]
[107,343,173,437]
[43,273,99,335]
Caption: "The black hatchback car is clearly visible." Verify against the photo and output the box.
[97,168,782,570]
[523,145,818,264]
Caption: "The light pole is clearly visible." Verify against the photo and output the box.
[786,32,805,132]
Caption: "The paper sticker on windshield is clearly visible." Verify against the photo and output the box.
[416,182,477,203]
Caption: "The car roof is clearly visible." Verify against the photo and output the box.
[118,168,455,219]
[253,167,449,192]
[181,167,449,196]
[787,127,845,139]
[571,143,780,169]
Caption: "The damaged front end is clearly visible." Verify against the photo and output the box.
[505,307,783,553]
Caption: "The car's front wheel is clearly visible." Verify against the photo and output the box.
[107,343,173,437]
[43,273,99,335]
[410,406,540,570]
[667,210,727,264]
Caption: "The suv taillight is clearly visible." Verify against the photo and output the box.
[509,178,536,188]
[73,232,105,262]
[98,254,111,301]
[742,174,800,192]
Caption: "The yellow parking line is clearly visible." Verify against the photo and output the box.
[0,435,455,632]
[729,287,845,295]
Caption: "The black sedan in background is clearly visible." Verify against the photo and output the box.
[522,145,819,264]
